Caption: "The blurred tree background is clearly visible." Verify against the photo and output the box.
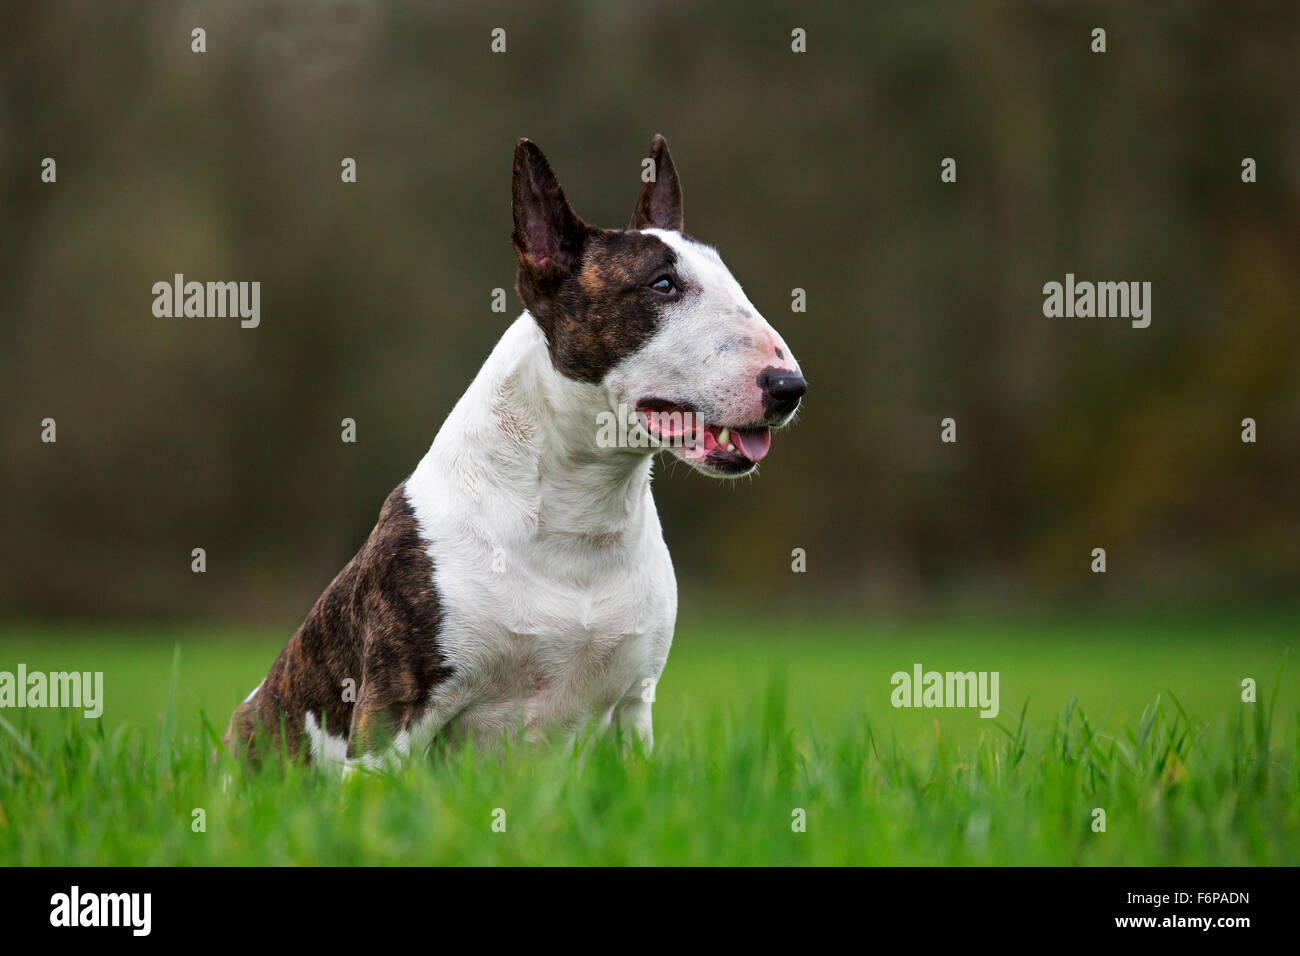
[2,0,1297,624]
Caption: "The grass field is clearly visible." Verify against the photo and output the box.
[0,612,1296,865]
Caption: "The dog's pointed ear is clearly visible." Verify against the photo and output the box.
[630,134,683,232]
[512,139,586,274]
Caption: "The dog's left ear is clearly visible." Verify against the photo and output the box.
[513,138,587,275]
[630,134,683,232]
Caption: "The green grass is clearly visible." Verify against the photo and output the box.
[0,613,1296,865]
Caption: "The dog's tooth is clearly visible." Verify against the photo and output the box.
[727,443,735,452]
[718,427,730,445]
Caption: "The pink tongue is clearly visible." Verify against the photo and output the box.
[731,426,771,462]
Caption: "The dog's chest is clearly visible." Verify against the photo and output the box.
[399,318,678,743]
[429,528,675,740]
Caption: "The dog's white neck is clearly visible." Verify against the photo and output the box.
[526,331,654,541]
[408,315,655,548]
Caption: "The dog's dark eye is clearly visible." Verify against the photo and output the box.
[649,275,677,294]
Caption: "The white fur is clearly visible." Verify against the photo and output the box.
[304,711,350,768]
[402,316,676,754]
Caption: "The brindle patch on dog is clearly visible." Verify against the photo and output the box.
[532,230,683,383]
[223,482,451,764]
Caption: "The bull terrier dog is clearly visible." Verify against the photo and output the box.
[224,135,806,768]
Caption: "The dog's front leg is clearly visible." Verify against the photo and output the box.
[612,683,656,753]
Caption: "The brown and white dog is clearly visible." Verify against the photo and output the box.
[224,136,806,768]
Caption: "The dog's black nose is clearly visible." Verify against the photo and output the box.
[757,366,807,417]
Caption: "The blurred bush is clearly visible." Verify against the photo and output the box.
[1,0,1297,621]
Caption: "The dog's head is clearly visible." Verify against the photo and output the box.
[512,135,805,478]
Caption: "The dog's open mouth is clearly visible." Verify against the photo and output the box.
[634,399,772,470]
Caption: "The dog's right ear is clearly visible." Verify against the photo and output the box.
[512,139,587,276]
[630,134,683,232]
